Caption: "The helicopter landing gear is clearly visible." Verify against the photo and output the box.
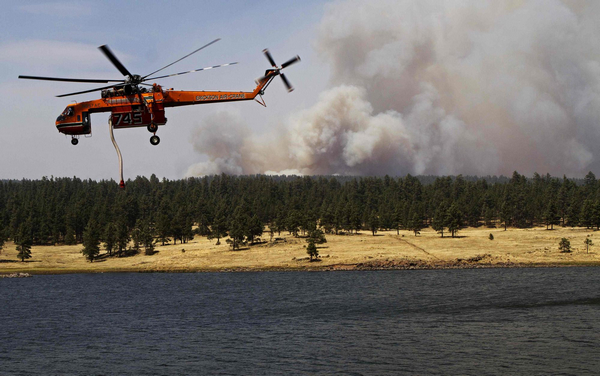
[71,137,79,145]
[147,123,158,133]
[148,124,159,145]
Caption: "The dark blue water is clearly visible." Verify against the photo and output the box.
[1,268,600,375]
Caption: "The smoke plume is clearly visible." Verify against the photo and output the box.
[187,0,600,177]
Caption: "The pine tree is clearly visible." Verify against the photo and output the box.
[306,239,319,261]
[16,240,32,262]
[483,204,495,228]
[300,211,315,237]
[431,203,447,238]
[246,215,263,244]
[584,171,596,196]
[593,200,600,230]
[229,207,247,250]
[392,203,403,235]
[15,223,32,262]
[366,210,379,236]
[584,237,593,253]
[195,198,212,236]
[307,227,327,244]
[446,203,462,238]
[558,238,571,253]
[378,205,393,230]
[513,192,528,228]
[286,210,301,237]
[0,227,6,255]
[81,219,101,262]
[333,204,345,234]
[580,200,593,229]
[138,219,156,255]
[557,179,569,227]
[565,191,581,227]
[130,225,142,253]
[183,216,194,244]
[171,208,186,244]
[320,204,335,234]
[272,208,287,236]
[350,204,362,234]
[64,225,77,245]
[543,200,559,230]
[499,201,510,231]
[103,222,117,256]
[409,212,422,237]
[209,204,228,245]
[115,217,130,256]
[156,212,172,246]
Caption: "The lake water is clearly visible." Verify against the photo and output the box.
[1,268,600,375]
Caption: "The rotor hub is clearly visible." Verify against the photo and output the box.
[126,74,142,85]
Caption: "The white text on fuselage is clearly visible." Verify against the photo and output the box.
[195,93,245,101]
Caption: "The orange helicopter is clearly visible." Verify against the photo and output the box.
[19,39,299,187]
[19,39,300,147]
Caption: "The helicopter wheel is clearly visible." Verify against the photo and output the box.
[147,123,158,133]
[71,138,79,146]
[150,135,160,146]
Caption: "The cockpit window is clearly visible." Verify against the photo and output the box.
[62,107,74,116]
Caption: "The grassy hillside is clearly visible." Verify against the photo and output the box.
[2,226,599,274]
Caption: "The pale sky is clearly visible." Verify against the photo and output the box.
[0,0,327,180]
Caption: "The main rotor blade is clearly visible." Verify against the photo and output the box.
[281,55,301,69]
[56,84,121,98]
[144,62,238,81]
[280,73,293,92]
[99,45,133,78]
[19,75,123,83]
[142,38,221,79]
[263,49,277,67]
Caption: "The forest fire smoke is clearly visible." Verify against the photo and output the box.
[187,0,600,177]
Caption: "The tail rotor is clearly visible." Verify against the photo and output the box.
[257,49,301,92]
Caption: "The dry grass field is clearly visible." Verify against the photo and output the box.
[1,226,600,274]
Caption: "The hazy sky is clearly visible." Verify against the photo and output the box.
[0,0,326,180]
[2,1,600,181]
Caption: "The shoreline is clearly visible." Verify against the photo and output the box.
[2,260,600,276]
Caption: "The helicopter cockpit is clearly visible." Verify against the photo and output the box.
[55,104,91,141]
[56,106,74,122]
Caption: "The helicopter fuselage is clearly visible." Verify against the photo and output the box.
[55,81,268,137]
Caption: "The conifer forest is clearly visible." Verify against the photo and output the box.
[1,171,599,255]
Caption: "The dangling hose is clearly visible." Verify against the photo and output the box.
[108,117,125,188]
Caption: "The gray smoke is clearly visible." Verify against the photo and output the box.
[187,111,253,176]
[187,0,600,177]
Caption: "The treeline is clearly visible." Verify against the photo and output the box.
[0,171,599,253]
